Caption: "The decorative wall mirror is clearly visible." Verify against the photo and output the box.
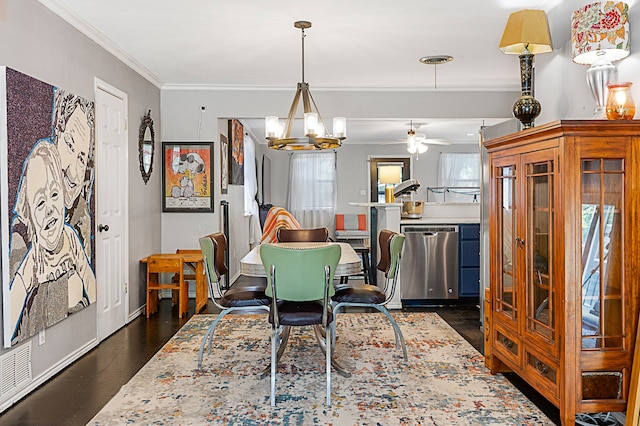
[139,110,155,184]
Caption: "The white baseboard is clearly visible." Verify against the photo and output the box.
[0,337,98,413]
[128,305,144,322]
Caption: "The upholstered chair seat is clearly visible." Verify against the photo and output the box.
[220,287,270,307]
[269,300,333,326]
[333,284,386,305]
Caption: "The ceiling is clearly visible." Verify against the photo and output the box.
[40,0,565,145]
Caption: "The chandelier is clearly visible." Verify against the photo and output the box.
[265,21,346,150]
[406,121,427,154]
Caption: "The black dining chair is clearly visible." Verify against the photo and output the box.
[331,229,408,361]
[197,233,270,368]
[276,227,329,243]
[260,243,341,406]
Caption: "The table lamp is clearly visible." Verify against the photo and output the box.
[499,9,553,129]
[571,2,630,118]
[378,165,402,203]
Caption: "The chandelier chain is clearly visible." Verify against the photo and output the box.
[301,27,306,83]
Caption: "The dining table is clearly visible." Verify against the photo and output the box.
[140,251,208,317]
[241,241,362,378]
[240,241,362,278]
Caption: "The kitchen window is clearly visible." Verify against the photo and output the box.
[287,152,337,228]
[436,152,480,202]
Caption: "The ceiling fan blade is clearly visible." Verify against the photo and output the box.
[386,137,450,146]
[414,132,427,141]
[422,138,451,146]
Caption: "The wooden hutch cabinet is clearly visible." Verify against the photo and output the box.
[483,120,640,425]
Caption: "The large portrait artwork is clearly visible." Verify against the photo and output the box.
[1,67,96,348]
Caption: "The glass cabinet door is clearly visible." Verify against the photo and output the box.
[494,157,518,321]
[581,158,624,350]
[524,153,555,343]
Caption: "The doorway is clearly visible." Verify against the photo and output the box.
[94,79,129,341]
[369,157,411,202]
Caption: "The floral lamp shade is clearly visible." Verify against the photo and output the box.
[571,2,630,118]
[571,2,630,65]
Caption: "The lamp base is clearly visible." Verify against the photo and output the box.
[513,95,541,130]
[592,106,607,119]
[385,186,395,203]
[513,53,541,130]
[586,61,617,118]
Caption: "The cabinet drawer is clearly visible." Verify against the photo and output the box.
[460,240,480,267]
[523,349,559,404]
[460,223,480,240]
[459,268,480,297]
[493,326,520,367]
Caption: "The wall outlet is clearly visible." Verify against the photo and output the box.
[360,189,367,196]
[38,330,45,346]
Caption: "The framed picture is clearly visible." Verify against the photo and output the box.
[220,133,228,194]
[162,141,214,212]
[229,118,244,185]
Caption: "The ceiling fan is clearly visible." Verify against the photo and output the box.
[387,121,451,152]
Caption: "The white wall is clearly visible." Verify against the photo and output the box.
[0,0,161,410]
[536,2,640,123]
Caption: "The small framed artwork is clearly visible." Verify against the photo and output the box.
[162,141,214,212]
[220,133,228,194]
[229,118,244,185]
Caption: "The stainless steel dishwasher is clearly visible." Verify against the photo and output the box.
[400,225,459,300]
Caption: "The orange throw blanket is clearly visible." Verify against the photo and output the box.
[260,207,301,243]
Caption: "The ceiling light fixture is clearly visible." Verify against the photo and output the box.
[419,55,453,89]
[407,121,428,155]
[265,21,346,150]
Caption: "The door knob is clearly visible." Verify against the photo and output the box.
[98,224,110,232]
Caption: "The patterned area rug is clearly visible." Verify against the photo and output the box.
[90,312,553,425]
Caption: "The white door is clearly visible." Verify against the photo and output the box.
[95,79,128,341]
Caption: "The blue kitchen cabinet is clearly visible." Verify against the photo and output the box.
[458,223,480,298]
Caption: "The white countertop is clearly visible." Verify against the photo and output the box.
[349,202,403,208]
[400,217,480,225]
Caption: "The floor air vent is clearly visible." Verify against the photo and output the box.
[0,342,32,397]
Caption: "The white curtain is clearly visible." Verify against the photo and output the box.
[437,152,480,203]
[243,132,261,244]
[287,152,337,229]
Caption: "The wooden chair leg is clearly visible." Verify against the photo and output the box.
[146,289,158,318]
[179,278,188,318]
[146,271,159,318]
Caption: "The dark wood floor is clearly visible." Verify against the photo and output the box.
[0,299,568,425]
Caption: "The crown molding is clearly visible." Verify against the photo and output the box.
[39,0,164,88]
[161,84,519,92]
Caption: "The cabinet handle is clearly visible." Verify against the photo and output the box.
[534,359,549,375]
[515,237,525,247]
[500,335,514,349]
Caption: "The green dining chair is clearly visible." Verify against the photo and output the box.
[260,243,341,406]
[331,230,408,361]
[197,233,270,368]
